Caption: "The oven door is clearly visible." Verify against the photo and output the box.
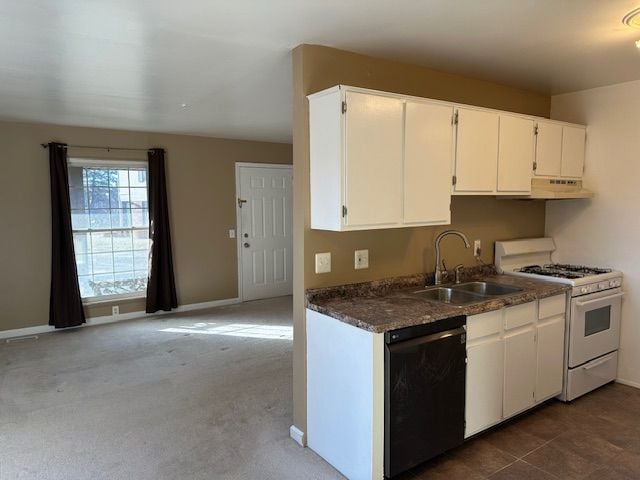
[569,288,623,368]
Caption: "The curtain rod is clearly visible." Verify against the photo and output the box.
[41,143,155,152]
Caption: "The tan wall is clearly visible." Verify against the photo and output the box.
[292,44,551,433]
[0,120,291,331]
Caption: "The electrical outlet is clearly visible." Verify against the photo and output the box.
[354,249,369,269]
[112,306,119,316]
[474,240,482,258]
[315,252,331,274]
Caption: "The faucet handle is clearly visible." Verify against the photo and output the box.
[454,264,464,284]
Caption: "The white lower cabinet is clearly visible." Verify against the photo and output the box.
[465,338,504,437]
[503,326,536,418]
[465,294,566,438]
[535,296,566,401]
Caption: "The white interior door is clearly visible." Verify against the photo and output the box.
[237,164,293,301]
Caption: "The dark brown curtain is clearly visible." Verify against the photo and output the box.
[49,142,86,328]
[146,148,178,313]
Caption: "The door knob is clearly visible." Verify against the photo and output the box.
[244,242,250,248]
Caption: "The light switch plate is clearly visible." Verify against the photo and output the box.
[229,229,236,238]
[354,249,369,269]
[315,252,331,274]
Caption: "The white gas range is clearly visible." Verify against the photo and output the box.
[495,237,623,402]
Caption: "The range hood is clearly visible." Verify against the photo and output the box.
[526,178,594,199]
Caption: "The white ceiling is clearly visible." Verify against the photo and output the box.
[2,0,640,143]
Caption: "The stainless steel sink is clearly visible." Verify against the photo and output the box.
[411,287,486,306]
[452,281,523,296]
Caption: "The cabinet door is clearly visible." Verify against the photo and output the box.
[344,91,404,227]
[403,101,453,225]
[536,316,565,402]
[454,108,499,193]
[504,327,536,418]
[561,126,586,178]
[534,121,562,177]
[497,115,534,193]
[466,338,504,438]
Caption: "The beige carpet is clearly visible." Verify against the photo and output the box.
[0,296,343,480]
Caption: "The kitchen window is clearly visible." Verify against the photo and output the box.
[68,158,150,301]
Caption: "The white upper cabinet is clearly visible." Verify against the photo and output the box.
[403,101,454,225]
[534,120,563,177]
[344,91,404,228]
[308,86,453,231]
[535,120,586,179]
[308,86,588,231]
[453,107,499,194]
[561,125,586,178]
[497,115,534,194]
[308,87,403,231]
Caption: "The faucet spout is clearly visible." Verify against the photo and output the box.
[433,230,471,285]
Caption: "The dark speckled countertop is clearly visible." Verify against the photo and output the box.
[305,266,570,333]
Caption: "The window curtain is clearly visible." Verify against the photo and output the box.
[146,148,178,313]
[49,142,86,328]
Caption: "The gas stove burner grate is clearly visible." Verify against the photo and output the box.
[548,264,612,275]
[517,263,612,279]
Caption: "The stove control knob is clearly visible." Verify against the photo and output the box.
[581,287,588,294]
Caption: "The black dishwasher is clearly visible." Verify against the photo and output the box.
[384,316,466,478]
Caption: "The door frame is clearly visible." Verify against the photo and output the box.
[235,162,293,302]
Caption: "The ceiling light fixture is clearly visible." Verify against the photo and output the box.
[623,7,640,28]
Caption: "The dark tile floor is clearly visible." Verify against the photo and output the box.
[400,383,640,479]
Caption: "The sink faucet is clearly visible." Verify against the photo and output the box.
[434,230,471,285]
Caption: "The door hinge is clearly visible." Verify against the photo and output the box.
[534,125,539,136]
[342,205,347,217]
[533,161,537,171]
[453,111,459,125]
[452,175,457,186]
[341,101,347,114]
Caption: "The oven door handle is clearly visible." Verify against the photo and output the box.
[575,292,624,308]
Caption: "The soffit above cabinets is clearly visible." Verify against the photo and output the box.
[2,1,640,141]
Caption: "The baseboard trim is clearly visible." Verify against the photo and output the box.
[616,378,640,390]
[289,425,307,447]
[0,297,241,340]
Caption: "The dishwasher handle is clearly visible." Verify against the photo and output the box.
[387,327,466,351]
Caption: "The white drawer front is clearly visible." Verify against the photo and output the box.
[539,294,566,319]
[504,302,537,330]
[467,310,502,341]
[567,351,618,401]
